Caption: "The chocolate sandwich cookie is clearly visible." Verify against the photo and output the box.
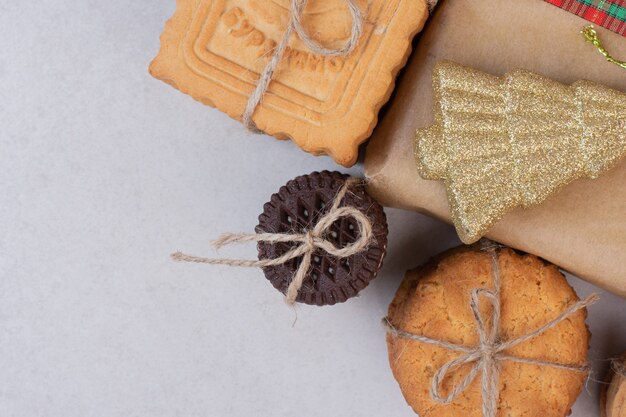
[256,171,388,306]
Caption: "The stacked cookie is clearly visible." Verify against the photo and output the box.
[386,246,592,417]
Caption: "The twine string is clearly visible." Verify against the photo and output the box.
[172,177,373,305]
[383,246,599,417]
[427,0,439,11]
[612,359,626,379]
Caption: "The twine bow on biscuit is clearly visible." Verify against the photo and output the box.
[243,0,363,132]
[383,245,599,417]
[243,0,440,132]
[172,177,373,305]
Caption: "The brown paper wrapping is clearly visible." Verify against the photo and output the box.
[364,0,626,297]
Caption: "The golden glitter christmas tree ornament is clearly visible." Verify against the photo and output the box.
[415,61,626,244]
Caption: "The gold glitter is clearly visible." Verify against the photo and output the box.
[415,62,626,244]
[582,26,626,70]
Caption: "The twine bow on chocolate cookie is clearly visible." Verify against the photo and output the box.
[172,177,373,305]
[383,245,599,417]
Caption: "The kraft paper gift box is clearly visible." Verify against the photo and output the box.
[364,0,626,297]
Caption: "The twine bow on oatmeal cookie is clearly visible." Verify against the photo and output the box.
[383,244,599,417]
[172,177,373,305]
[243,0,440,132]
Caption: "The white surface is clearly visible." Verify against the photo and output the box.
[1,2,625,416]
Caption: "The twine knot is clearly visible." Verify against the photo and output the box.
[303,231,316,251]
[172,177,373,305]
[384,246,599,417]
[480,344,497,361]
